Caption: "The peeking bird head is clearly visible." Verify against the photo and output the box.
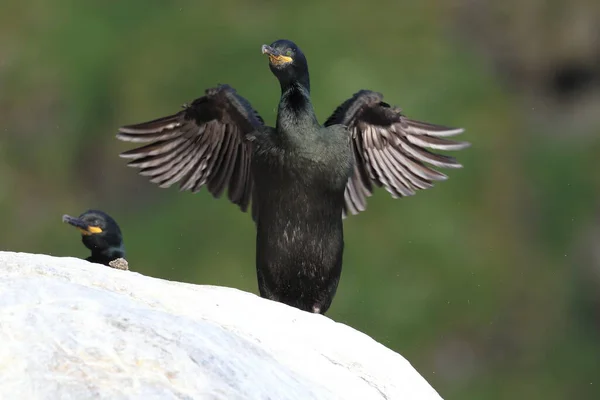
[261,39,309,87]
[62,209,125,265]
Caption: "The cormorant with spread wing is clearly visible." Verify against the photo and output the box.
[116,39,469,314]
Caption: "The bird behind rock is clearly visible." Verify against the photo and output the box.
[62,210,126,267]
[116,39,469,314]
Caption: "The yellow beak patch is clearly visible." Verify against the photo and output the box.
[268,54,293,66]
[78,226,103,236]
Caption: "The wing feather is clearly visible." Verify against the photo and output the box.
[116,84,263,212]
[325,90,469,216]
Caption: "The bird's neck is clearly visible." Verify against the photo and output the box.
[276,80,319,133]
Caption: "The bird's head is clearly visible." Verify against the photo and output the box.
[261,39,309,88]
[62,209,124,259]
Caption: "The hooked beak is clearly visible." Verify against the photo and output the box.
[261,44,275,55]
[62,214,103,236]
[261,44,293,66]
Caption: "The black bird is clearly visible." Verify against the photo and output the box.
[62,210,126,266]
[116,39,469,314]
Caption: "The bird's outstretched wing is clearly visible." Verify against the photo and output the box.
[116,84,263,212]
[324,90,470,217]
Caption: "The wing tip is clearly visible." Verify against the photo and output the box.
[115,132,138,142]
[116,112,183,136]
[446,140,471,151]
[119,149,147,160]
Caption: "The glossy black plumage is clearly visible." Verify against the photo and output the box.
[62,210,125,266]
[116,39,469,314]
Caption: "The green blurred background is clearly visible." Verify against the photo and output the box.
[1,0,599,399]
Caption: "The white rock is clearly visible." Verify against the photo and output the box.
[0,251,442,400]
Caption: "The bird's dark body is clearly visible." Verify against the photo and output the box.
[253,167,346,313]
[116,39,469,314]
[251,95,352,312]
[83,239,124,266]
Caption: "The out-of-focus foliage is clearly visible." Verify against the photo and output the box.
[1,1,599,399]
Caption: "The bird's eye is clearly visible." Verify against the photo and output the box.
[285,50,293,57]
